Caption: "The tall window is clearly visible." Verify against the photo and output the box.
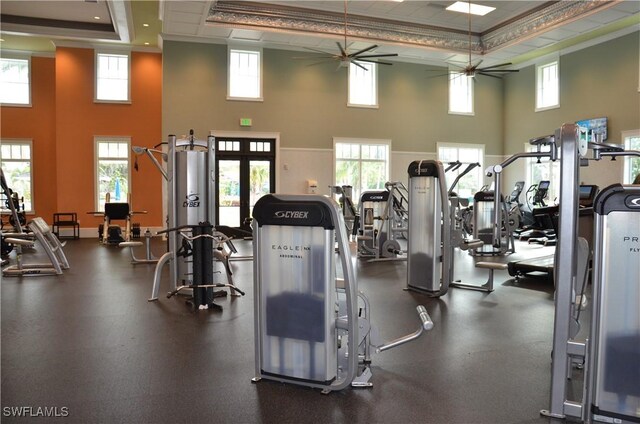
[228,48,262,100]
[95,52,130,102]
[0,140,33,213]
[334,138,390,202]
[623,130,640,184]
[437,143,483,199]
[525,144,560,204]
[536,60,559,111]
[349,62,377,107]
[449,72,473,115]
[0,56,31,106]
[95,137,130,211]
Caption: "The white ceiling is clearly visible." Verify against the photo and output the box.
[161,0,640,68]
[1,0,112,23]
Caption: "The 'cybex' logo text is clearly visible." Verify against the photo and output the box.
[183,194,200,208]
[274,210,308,219]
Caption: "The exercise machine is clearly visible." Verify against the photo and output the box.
[251,194,433,392]
[143,132,240,304]
[406,160,494,295]
[88,193,147,245]
[540,123,640,423]
[329,185,359,238]
[3,217,70,277]
[356,187,407,261]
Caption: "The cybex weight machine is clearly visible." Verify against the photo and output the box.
[251,194,433,392]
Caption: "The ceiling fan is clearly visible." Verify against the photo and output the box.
[294,0,398,71]
[431,2,519,79]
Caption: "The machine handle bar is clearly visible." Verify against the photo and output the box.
[376,305,433,353]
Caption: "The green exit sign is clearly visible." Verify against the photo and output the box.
[240,118,252,127]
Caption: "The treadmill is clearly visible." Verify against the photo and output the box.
[507,184,599,282]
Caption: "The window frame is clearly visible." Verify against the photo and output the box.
[94,50,131,104]
[622,129,640,184]
[227,46,263,102]
[448,71,474,116]
[535,58,560,112]
[94,136,132,212]
[436,142,484,198]
[0,53,32,107]
[333,137,391,202]
[0,139,34,214]
[348,61,378,108]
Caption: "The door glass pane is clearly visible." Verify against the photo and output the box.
[219,160,241,227]
[249,160,271,219]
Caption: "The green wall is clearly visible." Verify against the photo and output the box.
[163,41,504,154]
[503,31,640,153]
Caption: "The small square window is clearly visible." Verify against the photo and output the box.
[348,62,377,107]
[0,56,31,106]
[95,52,130,102]
[228,48,262,100]
[449,72,473,115]
[536,60,559,111]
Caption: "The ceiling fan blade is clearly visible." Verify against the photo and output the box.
[425,69,449,72]
[348,45,378,57]
[355,59,393,65]
[336,41,348,57]
[477,72,503,79]
[480,69,520,73]
[303,46,335,55]
[426,73,449,79]
[306,60,334,67]
[293,56,335,60]
[472,59,484,69]
[479,62,513,70]
[354,53,399,59]
[352,60,368,71]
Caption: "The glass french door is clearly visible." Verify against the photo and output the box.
[215,138,275,236]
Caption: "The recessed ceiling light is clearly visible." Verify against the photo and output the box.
[94,16,101,20]
[446,1,495,16]
[144,42,150,45]
[0,39,4,42]
[143,23,149,27]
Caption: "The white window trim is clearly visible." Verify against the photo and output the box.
[332,137,391,198]
[94,50,132,104]
[227,46,264,102]
[347,62,379,109]
[0,138,34,214]
[436,142,485,191]
[535,56,560,112]
[0,53,32,107]
[622,129,640,183]
[94,136,132,212]
[448,72,474,116]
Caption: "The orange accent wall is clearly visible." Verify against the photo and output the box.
[1,49,162,232]
[55,47,162,229]
[1,56,57,223]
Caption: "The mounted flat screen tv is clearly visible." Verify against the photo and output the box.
[577,117,608,142]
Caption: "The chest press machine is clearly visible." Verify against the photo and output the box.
[251,194,433,392]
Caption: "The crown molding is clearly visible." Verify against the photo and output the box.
[206,0,620,55]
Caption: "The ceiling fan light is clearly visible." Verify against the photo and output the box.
[446,1,495,16]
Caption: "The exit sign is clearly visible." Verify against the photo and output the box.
[240,118,252,127]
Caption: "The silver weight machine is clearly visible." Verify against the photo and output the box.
[251,194,433,393]
[540,123,640,423]
[407,160,497,295]
[140,132,240,304]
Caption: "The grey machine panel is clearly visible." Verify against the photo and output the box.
[252,195,348,387]
[407,161,446,294]
[590,184,640,423]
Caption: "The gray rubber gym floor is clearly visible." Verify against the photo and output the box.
[2,237,578,423]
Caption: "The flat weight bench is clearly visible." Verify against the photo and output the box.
[475,262,509,292]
